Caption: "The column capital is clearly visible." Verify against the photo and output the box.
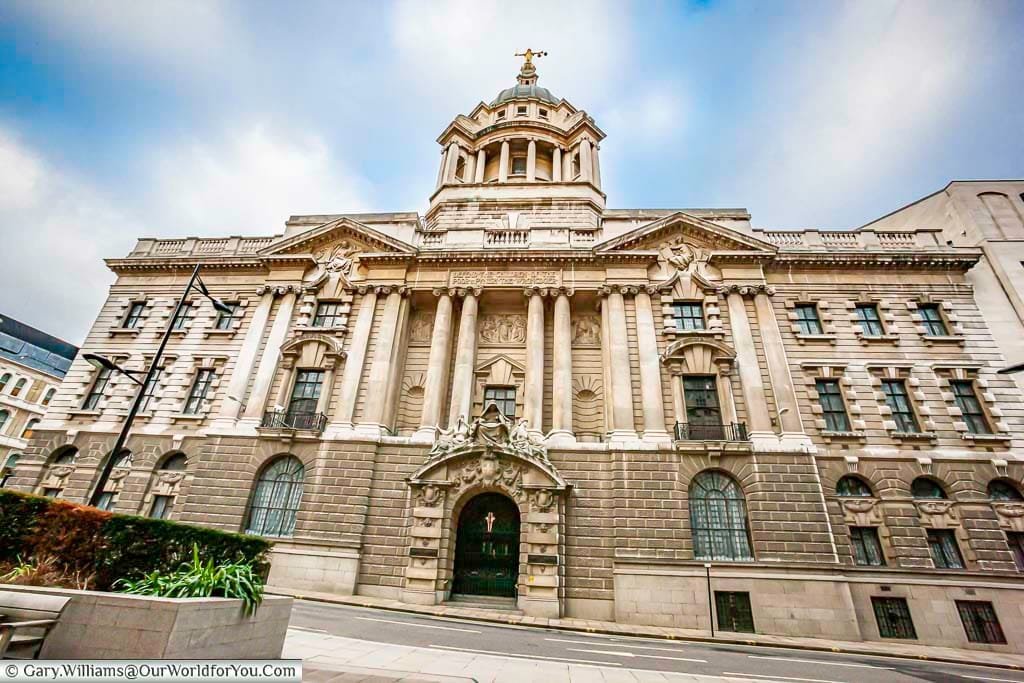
[449,286,482,298]
[373,285,410,297]
[431,286,456,297]
[256,284,298,297]
[716,283,774,298]
[598,284,640,297]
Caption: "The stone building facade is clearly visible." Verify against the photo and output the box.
[9,59,1024,652]
[0,313,77,487]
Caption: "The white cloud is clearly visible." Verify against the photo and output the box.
[146,123,372,235]
[603,83,688,146]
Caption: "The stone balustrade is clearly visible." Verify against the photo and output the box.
[129,236,279,258]
[756,227,944,250]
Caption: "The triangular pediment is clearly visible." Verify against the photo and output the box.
[474,354,526,376]
[594,212,776,254]
[259,216,416,258]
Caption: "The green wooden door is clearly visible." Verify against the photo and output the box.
[452,493,520,598]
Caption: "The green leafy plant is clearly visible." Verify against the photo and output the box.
[115,544,264,615]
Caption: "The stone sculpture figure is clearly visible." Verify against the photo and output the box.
[314,240,360,288]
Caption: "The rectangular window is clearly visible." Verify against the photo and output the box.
[849,526,886,566]
[855,303,885,336]
[1007,531,1024,570]
[956,601,1006,644]
[214,302,240,330]
[871,597,917,639]
[672,302,706,331]
[927,529,965,569]
[511,156,527,175]
[312,302,343,328]
[138,367,162,413]
[516,105,527,116]
[794,304,824,335]
[714,591,755,633]
[82,367,113,410]
[951,380,992,434]
[95,492,116,511]
[287,369,324,426]
[484,386,516,417]
[183,369,215,415]
[149,495,173,520]
[496,110,506,120]
[171,302,195,330]
[122,302,145,329]
[683,375,722,439]
[538,108,548,119]
[816,379,851,432]
[918,303,949,336]
[881,379,920,433]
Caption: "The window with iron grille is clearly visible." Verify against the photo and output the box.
[183,369,215,415]
[312,301,343,328]
[138,367,163,413]
[715,591,755,633]
[245,456,305,537]
[171,302,195,330]
[122,302,145,328]
[871,597,917,639]
[1006,532,1024,571]
[849,526,886,566]
[881,379,920,433]
[672,302,706,331]
[927,529,965,569]
[484,386,516,417]
[794,304,823,335]
[815,379,851,432]
[690,471,753,561]
[918,303,949,336]
[214,302,240,330]
[82,367,113,410]
[951,380,992,434]
[149,495,174,520]
[956,601,1006,644]
[288,370,324,420]
[855,303,885,336]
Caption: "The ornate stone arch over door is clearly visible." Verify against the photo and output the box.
[402,416,569,618]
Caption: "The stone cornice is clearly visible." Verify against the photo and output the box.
[765,250,981,270]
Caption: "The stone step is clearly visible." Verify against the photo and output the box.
[443,595,522,613]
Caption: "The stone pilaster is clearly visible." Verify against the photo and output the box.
[240,286,297,427]
[359,286,406,435]
[498,141,510,183]
[552,147,562,182]
[635,287,670,443]
[722,285,775,448]
[579,138,593,184]
[328,287,379,434]
[754,290,814,450]
[448,288,481,427]
[211,287,275,427]
[601,286,637,441]
[415,289,455,440]
[474,149,486,183]
[523,288,545,434]
[526,139,537,182]
[444,141,460,183]
[549,290,574,444]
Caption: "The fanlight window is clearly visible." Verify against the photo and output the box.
[245,456,305,537]
[160,453,188,471]
[911,477,947,499]
[0,409,9,432]
[51,448,77,465]
[988,480,1024,501]
[689,471,753,561]
[836,475,873,497]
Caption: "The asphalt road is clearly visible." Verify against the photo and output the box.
[289,599,1023,683]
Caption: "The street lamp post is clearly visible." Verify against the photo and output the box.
[86,263,233,508]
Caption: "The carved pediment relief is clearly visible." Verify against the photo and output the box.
[260,216,416,259]
[593,212,776,256]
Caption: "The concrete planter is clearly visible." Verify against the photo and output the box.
[1,584,292,659]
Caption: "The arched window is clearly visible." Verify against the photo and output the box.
[0,373,10,393]
[0,409,9,432]
[988,479,1024,501]
[160,452,188,471]
[689,470,753,561]
[22,419,40,439]
[245,456,305,537]
[836,475,873,497]
[42,388,56,406]
[0,453,18,488]
[4,453,20,469]
[51,447,77,465]
[911,477,947,499]
[113,449,133,468]
[11,378,26,397]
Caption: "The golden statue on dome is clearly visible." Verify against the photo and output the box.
[515,48,547,67]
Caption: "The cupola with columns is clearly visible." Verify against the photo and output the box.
[425,51,606,247]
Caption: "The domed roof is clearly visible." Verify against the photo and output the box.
[490,83,559,107]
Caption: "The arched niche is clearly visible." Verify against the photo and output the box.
[271,334,347,420]
[661,338,739,431]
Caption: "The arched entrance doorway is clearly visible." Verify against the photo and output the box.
[451,492,520,598]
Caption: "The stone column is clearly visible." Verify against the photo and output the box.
[579,138,593,184]
[241,287,297,424]
[549,290,574,444]
[600,298,613,432]
[526,139,537,182]
[444,142,460,183]
[360,287,405,435]
[448,289,480,427]
[329,288,379,433]
[316,361,338,416]
[523,289,546,435]
[754,290,811,448]
[382,293,411,432]
[603,286,637,441]
[435,149,446,189]
[415,289,455,440]
[213,287,274,425]
[552,147,562,182]
[475,149,486,183]
[634,288,670,443]
[724,287,773,444]
[592,144,602,188]
[498,141,510,183]
[563,149,573,180]
[273,358,296,412]
[464,153,475,185]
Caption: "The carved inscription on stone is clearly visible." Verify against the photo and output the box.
[479,314,526,344]
[409,311,434,344]
[449,271,560,287]
[572,315,601,345]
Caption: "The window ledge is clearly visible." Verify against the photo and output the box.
[67,409,102,417]
[961,433,1012,444]
[108,328,141,337]
[796,333,837,345]
[169,329,189,336]
[857,334,900,345]
[170,413,206,423]
[203,328,238,338]
[890,431,937,441]
[821,430,866,441]
[923,335,965,345]
[302,326,347,335]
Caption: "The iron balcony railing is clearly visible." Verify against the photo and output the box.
[261,410,327,432]
[674,422,748,442]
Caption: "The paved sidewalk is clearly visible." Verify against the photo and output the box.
[270,586,1024,670]
[304,663,474,682]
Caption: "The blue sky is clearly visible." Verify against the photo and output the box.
[1,0,1022,343]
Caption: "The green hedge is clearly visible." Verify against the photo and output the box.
[0,490,270,590]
